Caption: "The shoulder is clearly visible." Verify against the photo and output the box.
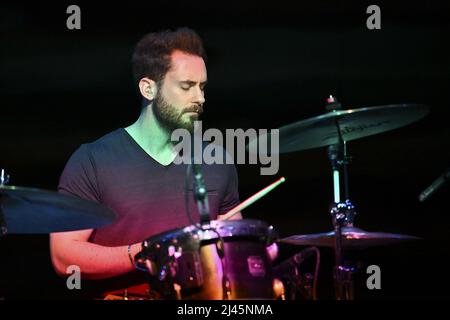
[61,128,125,173]
[85,128,126,153]
[58,129,125,199]
[69,128,126,161]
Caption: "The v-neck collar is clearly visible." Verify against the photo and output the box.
[121,128,177,168]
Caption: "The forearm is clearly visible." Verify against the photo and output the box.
[51,240,142,280]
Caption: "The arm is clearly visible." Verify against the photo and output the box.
[50,229,142,280]
[51,144,143,280]
[217,163,242,219]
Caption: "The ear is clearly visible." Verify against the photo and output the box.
[138,78,158,101]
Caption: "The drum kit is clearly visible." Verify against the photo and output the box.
[0,97,431,300]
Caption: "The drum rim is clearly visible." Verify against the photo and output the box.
[143,219,277,246]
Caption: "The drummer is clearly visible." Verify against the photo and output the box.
[50,28,243,299]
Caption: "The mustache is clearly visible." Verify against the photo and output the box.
[184,105,204,114]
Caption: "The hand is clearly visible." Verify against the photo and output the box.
[266,242,279,261]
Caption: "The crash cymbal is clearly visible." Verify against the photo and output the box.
[280,227,421,248]
[247,104,429,153]
[0,185,116,234]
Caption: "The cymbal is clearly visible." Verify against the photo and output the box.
[0,185,116,234]
[280,227,421,248]
[248,104,429,153]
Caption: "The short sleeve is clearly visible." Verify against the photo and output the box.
[58,144,101,203]
[218,164,240,215]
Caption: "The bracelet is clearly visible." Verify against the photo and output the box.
[127,244,134,267]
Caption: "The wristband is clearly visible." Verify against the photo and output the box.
[128,244,134,267]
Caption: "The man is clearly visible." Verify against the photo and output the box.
[50,28,242,299]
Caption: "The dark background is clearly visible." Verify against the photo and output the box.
[1,0,449,299]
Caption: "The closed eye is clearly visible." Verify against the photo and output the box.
[179,80,207,91]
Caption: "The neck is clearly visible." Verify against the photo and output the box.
[125,104,176,165]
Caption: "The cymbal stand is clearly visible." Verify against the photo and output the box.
[326,96,357,300]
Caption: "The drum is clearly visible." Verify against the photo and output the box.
[135,219,281,300]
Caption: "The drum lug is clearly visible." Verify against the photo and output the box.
[273,278,286,300]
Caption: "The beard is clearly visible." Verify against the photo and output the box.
[152,92,202,133]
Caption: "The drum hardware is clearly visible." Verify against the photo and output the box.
[0,169,118,301]
[273,246,320,300]
[326,95,358,300]
[0,202,7,236]
[0,169,116,235]
[191,162,211,225]
[135,219,280,300]
[0,169,10,186]
[247,101,430,154]
[281,271,314,300]
[1,169,11,236]
[248,98,429,300]
[187,131,212,227]
[419,167,450,202]
[280,227,421,248]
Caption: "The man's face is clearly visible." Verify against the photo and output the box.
[153,50,207,132]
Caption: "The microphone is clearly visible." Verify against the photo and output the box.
[419,168,450,202]
[274,247,316,278]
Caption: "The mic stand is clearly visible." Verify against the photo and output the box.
[192,163,211,226]
[326,96,357,300]
[190,132,211,226]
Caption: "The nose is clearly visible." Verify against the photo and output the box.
[192,86,205,106]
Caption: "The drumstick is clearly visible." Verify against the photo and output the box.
[221,177,286,221]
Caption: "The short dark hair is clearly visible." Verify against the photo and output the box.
[132,27,207,87]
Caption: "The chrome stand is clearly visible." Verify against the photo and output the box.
[326,96,357,300]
